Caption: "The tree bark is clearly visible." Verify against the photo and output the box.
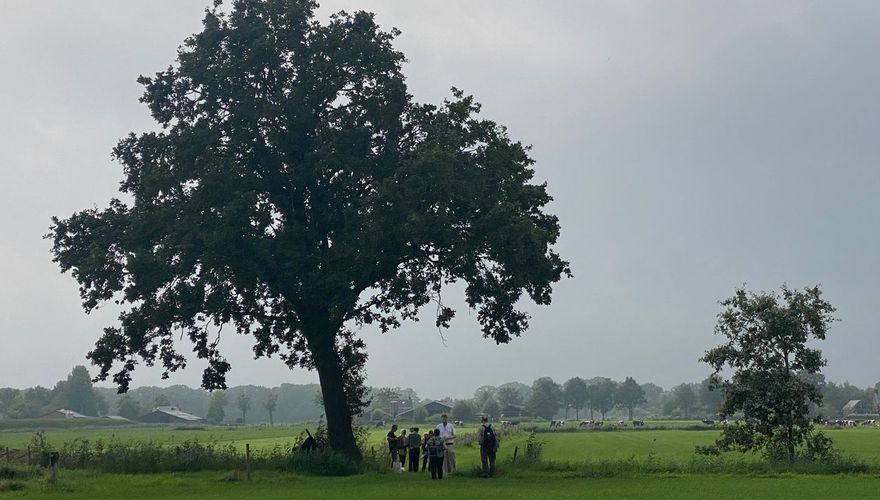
[303,311,362,461]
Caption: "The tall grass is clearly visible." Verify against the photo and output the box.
[501,451,869,477]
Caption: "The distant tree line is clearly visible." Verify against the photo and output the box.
[0,366,324,424]
[2,369,876,424]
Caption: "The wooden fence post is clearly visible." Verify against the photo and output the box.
[50,451,59,486]
[27,446,31,465]
[245,443,251,481]
[513,446,518,464]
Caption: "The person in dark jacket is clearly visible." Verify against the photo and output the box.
[408,427,422,471]
[478,415,500,476]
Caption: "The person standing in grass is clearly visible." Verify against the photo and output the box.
[437,414,457,474]
[421,430,432,472]
[478,415,499,476]
[408,427,422,472]
[427,428,446,480]
[386,424,400,468]
[398,429,408,468]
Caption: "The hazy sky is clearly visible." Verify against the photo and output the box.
[1,1,878,399]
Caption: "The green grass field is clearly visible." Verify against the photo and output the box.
[2,423,880,498]
[6,470,880,499]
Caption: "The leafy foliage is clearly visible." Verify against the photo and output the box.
[614,377,646,420]
[527,377,562,420]
[206,391,227,424]
[701,285,837,462]
[562,377,588,419]
[48,0,568,457]
[587,378,615,420]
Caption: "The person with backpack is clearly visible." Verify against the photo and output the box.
[478,415,499,476]
[427,428,446,480]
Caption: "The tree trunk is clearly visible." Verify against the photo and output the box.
[303,312,362,460]
[269,411,274,426]
[576,407,579,420]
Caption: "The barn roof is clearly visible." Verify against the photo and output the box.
[149,406,203,421]
[842,400,863,411]
[43,409,89,419]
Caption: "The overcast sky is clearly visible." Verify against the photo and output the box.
[1,1,878,399]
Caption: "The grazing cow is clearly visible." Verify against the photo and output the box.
[454,420,464,426]
[618,420,626,427]
[549,420,557,430]
[632,420,645,427]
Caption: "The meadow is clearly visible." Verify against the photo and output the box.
[2,422,880,498]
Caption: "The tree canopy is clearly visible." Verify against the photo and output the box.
[562,377,588,419]
[48,0,568,457]
[614,376,646,420]
[588,378,615,420]
[701,285,836,462]
[526,377,562,420]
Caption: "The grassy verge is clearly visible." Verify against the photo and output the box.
[4,469,880,499]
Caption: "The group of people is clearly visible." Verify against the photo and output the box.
[386,414,499,479]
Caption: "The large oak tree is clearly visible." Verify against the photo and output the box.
[49,0,569,458]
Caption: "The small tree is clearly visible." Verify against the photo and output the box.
[264,391,278,426]
[698,376,723,416]
[116,394,143,420]
[496,385,524,408]
[206,391,227,424]
[671,384,696,418]
[563,377,588,419]
[588,378,615,421]
[60,366,101,416]
[701,285,836,462]
[237,393,252,424]
[452,399,477,422]
[482,397,502,419]
[614,376,646,420]
[526,377,562,420]
[153,394,171,408]
[413,406,428,424]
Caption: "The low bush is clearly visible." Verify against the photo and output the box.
[0,480,26,492]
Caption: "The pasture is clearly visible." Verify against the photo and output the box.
[2,422,880,498]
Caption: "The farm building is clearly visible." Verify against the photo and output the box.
[102,415,131,422]
[841,399,876,417]
[395,400,454,420]
[137,406,204,424]
[41,409,91,420]
[500,404,525,418]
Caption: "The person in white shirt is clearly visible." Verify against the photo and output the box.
[436,414,456,474]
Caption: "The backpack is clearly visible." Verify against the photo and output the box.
[482,425,496,448]
[428,439,445,458]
